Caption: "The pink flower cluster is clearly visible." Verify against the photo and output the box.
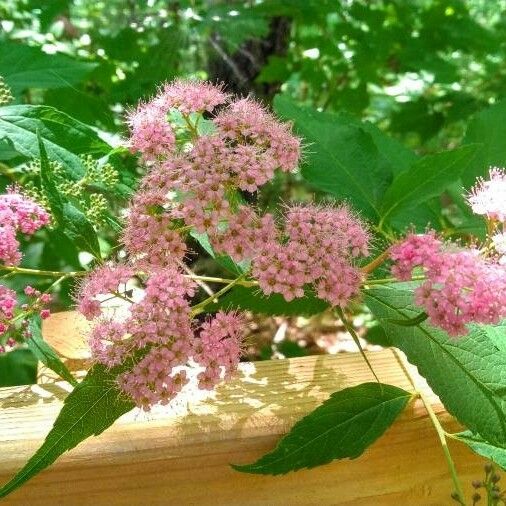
[468,167,506,222]
[0,285,16,335]
[0,190,49,266]
[0,284,52,337]
[390,232,506,336]
[126,80,229,161]
[78,265,245,410]
[251,204,369,305]
[124,81,301,269]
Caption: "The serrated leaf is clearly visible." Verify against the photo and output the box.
[365,284,506,447]
[233,382,411,474]
[273,95,393,221]
[0,40,96,95]
[0,105,110,180]
[27,315,76,386]
[379,145,480,226]
[452,431,506,470]
[37,131,64,225]
[0,362,135,499]
[62,203,101,258]
[207,285,329,316]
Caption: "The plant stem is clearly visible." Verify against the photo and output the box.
[418,389,467,505]
[191,273,247,316]
[361,250,390,274]
[335,306,381,384]
[186,274,257,287]
[362,274,426,286]
[395,350,466,505]
[0,266,88,277]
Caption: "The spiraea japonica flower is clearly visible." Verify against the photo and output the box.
[0,189,50,266]
[79,79,376,410]
[390,232,506,336]
[78,264,246,411]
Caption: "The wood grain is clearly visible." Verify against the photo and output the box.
[0,312,488,505]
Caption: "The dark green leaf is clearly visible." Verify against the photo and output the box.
[0,105,110,180]
[0,361,135,499]
[0,349,37,387]
[453,431,506,470]
[62,203,101,257]
[207,285,329,316]
[233,382,411,474]
[27,315,76,386]
[379,145,480,226]
[0,40,96,95]
[273,95,393,221]
[37,131,64,224]
[462,99,506,187]
[365,284,506,447]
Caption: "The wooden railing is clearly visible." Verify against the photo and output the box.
[0,312,487,505]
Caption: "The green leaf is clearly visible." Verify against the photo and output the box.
[0,349,37,387]
[27,315,76,386]
[453,431,506,470]
[0,105,110,180]
[62,203,101,257]
[317,109,418,176]
[0,362,135,499]
[191,230,247,275]
[37,131,64,224]
[462,99,506,187]
[0,40,96,95]
[273,95,393,221]
[379,145,480,226]
[365,284,506,447]
[233,382,411,474]
[386,311,428,326]
[207,285,329,316]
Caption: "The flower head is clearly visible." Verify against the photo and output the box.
[468,167,506,222]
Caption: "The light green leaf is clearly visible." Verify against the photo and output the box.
[452,431,506,470]
[207,285,329,316]
[0,105,110,180]
[27,315,76,386]
[365,284,506,447]
[0,362,135,499]
[379,145,480,226]
[0,40,96,95]
[191,230,248,275]
[273,95,393,221]
[233,382,411,474]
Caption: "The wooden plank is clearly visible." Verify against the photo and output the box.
[0,313,489,505]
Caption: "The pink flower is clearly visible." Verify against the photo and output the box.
[0,285,17,335]
[158,79,229,115]
[0,191,49,266]
[127,102,176,161]
[390,232,506,336]
[75,265,134,320]
[468,167,506,222]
